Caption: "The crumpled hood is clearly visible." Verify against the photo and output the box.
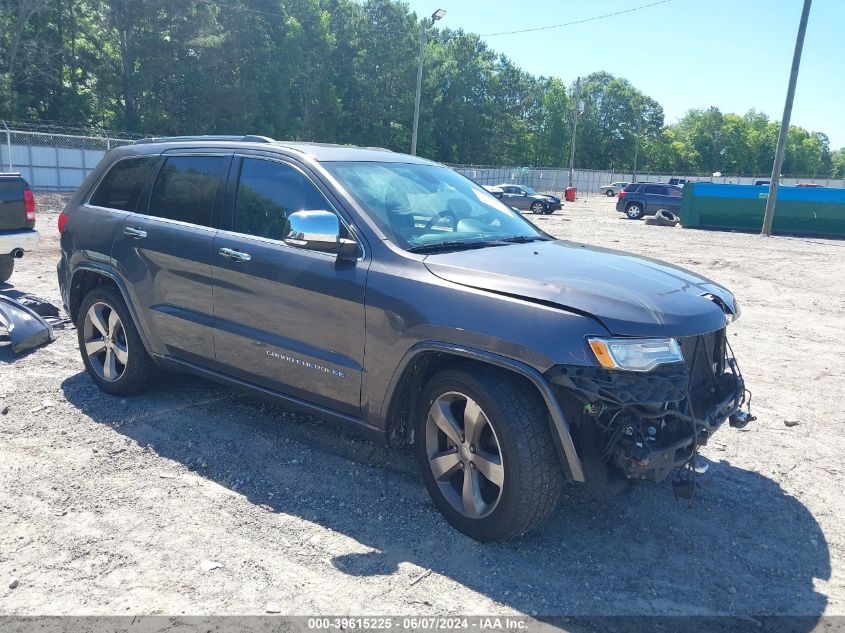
[423,240,737,337]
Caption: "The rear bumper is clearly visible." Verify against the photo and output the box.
[0,229,39,255]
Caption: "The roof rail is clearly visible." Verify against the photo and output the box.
[133,134,275,145]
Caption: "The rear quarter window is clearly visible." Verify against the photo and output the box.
[89,157,156,211]
[622,184,640,192]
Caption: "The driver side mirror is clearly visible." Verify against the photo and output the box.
[285,210,359,258]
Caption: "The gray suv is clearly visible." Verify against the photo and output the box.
[57,136,752,541]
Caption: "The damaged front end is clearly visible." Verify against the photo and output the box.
[548,328,754,484]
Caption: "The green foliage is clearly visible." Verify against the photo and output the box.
[0,0,838,176]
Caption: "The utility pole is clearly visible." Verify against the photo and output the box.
[632,113,642,183]
[411,9,445,156]
[567,77,581,188]
[762,0,812,236]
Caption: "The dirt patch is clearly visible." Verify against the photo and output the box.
[0,197,843,618]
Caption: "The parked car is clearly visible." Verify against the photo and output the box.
[0,172,38,283]
[482,184,504,199]
[616,183,683,220]
[668,178,689,187]
[599,182,630,197]
[796,182,823,188]
[495,184,561,214]
[754,180,770,186]
[58,136,751,541]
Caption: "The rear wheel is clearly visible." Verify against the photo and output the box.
[606,189,614,197]
[626,203,644,220]
[0,255,13,283]
[530,201,546,214]
[77,285,155,395]
[416,365,564,541]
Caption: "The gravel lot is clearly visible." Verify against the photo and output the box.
[1,193,843,621]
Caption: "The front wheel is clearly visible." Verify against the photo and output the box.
[416,365,564,541]
[605,189,614,197]
[530,201,546,214]
[626,203,644,219]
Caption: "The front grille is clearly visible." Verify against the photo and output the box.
[679,328,725,391]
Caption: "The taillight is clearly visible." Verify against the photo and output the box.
[618,190,627,199]
[24,188,36,222]
[58,211,69,234]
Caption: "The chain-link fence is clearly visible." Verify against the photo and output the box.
[1,121,141,192]
[3,122,842,195]
[450,165,845,197]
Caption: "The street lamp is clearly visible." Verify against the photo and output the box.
[411,9,445,156]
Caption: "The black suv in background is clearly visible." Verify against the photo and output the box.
[57,136,751,541]
[616,183,683,219]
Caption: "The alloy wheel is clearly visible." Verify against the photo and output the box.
[82,301,128,382]
[425,391,505,519]
[531,202,544,214]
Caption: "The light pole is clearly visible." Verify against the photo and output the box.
[411,8,445,156]
[761,0,812,236]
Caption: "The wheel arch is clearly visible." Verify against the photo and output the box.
[380,341,585,482]
[68,265,153,353]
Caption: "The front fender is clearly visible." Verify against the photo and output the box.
[380,341,585,482]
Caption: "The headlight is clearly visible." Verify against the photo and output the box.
[588,337,683,372]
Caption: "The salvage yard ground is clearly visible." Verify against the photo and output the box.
[1,194,844,619]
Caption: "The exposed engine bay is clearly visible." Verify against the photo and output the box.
[549,328,754,491]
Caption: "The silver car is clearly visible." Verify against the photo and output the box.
[600,181,630,197]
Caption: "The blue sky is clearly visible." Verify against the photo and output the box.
[402,0,845,149]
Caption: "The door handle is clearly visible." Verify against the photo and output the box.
[123,227,147,239]
[219,247,251,262]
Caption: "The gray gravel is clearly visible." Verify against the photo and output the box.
[0,194,842,618]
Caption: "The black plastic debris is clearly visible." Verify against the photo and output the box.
[0,295,57,354]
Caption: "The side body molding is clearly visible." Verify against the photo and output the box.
[382,341,585,482]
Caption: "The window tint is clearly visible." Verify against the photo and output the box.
[622,184,640,192]
[147,156,225,226]
[667,187,683,197]
[234,159,332,240]
[643,185,664,195]
[90,157,156,211]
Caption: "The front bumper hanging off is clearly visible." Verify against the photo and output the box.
[547,330,752,482]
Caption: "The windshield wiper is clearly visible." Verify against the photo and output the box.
[495,235,550,243]
[406,240,509,254]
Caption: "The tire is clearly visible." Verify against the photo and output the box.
[530,201,546,215]
[625,203,644,220]
[77,285,155,396]
[416,364,565,541]
[605,189,614,197]
[543,206,556,215]
[644,209,679,227]
[0,255,13,283]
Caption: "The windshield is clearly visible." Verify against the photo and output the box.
[326,162,546,250]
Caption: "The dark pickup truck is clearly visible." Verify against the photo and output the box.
[0,173,38,282]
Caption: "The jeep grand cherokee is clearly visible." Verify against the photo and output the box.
[57,136,753,541]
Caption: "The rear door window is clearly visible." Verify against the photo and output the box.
[622,184,640,192]
[90,157,156,211]
[147,155,226,227]
[233,158,335,241]
[643,185,664,195]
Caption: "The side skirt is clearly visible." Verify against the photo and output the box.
[154,354,384,443]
